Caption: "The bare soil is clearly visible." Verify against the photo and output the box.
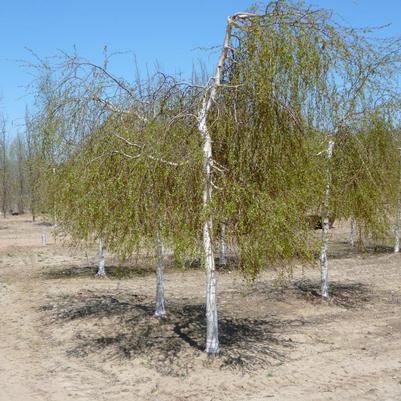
[0,216,401,400]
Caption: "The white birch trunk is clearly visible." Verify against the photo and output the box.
[350,216,356,248]
[198,94,219,354]
[52,167,57,228]
[219,223,227,266]
[196,15,236,355]
[97,238,106,277]
[395,199,400,253]
[154,232,166,317]
[320,139,334,300]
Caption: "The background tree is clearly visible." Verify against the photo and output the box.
[9,134,28,214]
[24,109,42,221]
[208,0,401,303]
[0,117,9,218]
[332,110,401,249]
[32,62,203,318]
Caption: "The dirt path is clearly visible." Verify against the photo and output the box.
[1,216,401,400]
[0,247,46,399]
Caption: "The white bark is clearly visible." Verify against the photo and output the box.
[350,216,356,248]
[52,167,57,227]
[320,139,334,300]
[395,201,400,253]
[196,15,236,355]
[219,223,227,266]
[198,93,219,354]
[154,232,166,317]
[197,12,263,354]
[97,238,106,277]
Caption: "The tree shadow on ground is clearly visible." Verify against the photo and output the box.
[363,244,394,255]
[43,265,156,280]
[294,280,371,308]
[44,257,235,281]
[235,276,372,309]
[327,242,395,260]
[35,221,54,227]
[41,291,296,375]
[183,256,237,272]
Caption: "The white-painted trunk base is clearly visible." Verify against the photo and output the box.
[320,216,329,300]
[205,221,219,354]
[350,217,356,248]
[320,139,334,300]
[96,239,106,277]
[395,206,400,253]
[154,233,166,318]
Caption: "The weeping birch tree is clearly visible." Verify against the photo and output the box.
[203,0,401,327]
[33,60,203,318]
[331,111,401,249]
[30,0,401,354]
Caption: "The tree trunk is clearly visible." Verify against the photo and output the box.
[25,112,36,223]
[97,238,106,276]
[2,182,6,218]
[17,135,25,215]
[154,232,166,317]
[2,137,6,219]
[219,223,227,266]
[30,176,36,222]
[395,202,400,253]
[350,216,356,248]
[29,170,36,222]
[320,139,334,300]
[196,15,237,355]
[52,167,57,227]
[2,199,5,219]
[198,94,219,354]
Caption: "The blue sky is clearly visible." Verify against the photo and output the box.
[0,0,400,137]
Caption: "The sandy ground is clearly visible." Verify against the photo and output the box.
[0,216,401,401]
